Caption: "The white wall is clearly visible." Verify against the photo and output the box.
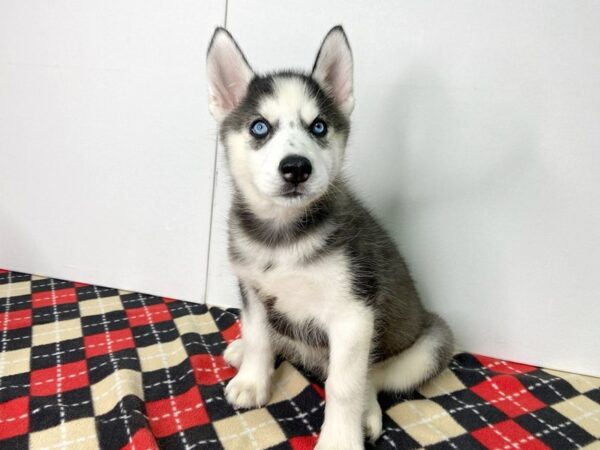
[207,0,600,376]
[0,0,225,301]
[1,1,599,375]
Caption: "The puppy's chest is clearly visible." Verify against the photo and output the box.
[232,243,352,323]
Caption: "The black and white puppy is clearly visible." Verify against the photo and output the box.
[206,26,454,449]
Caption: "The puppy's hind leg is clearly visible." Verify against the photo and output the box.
[371,313,454,394]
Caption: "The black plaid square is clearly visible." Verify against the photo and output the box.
[2,327,32,352]
[267,386,324,439]
[30,277,72,293]
[96,395,149,450]
[142,359,198,402]
[87,348,141,385]
[29,387,94,432]
[31,303,80,325]
[81,309,129,336]
[0,372,30,403]
[516,406,597,448]
[518,369,581,406]
[0,271,31,285]
[200,383,235,421]
[433,388,508,430]
[132,320,179,348]
[76,285,119,301]
[30,337,86,370]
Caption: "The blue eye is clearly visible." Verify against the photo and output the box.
[310,119,327,137]
[250,119,270,138]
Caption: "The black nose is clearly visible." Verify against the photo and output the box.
[279,155,312,184]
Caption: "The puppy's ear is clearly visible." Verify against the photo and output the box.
[207,28,254,122]
[312,26,354,116]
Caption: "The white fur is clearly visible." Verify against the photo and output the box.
[206,29,254,122]
[312,27,355,115]
[224,77,346,222]
[231,225,375,448]
[208,26,447,449]
[370,316,448,392]
[225,289,274,409]
[223,338,244,369]
[232,244,374,449]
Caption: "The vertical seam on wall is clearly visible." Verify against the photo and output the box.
[203,0,229,305]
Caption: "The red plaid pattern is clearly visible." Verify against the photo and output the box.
[1,269,599,449]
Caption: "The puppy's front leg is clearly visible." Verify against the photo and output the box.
[316,307,374,450]
[225,284,274,408]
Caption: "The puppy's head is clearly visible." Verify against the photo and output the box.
[207,26,353,216]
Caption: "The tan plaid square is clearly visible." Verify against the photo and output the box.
[0,280,31,298]
[214,408,286,450]
[79,295,124,317]
[138,338,188,372]
[269,362,310,404]
[545,369,600,394]
[418,369,466,398]
[552,395,600,438]
[1,347,30,377]
[174,313,218,336]
[91,369,144,415]
[32,318,82,346]
[387,399,466,446]
[30,418,99,449]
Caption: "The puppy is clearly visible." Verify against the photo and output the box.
[206,26,454,449]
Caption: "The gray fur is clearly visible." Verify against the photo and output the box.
[232,175,452,367]
[209,26,454,398]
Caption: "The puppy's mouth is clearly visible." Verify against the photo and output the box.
[280,184,307,198]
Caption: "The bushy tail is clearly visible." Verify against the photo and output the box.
[371,313,454,393]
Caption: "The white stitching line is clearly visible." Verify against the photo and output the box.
[271,364,318,437]
[0,391,231,424]
[92,284,137,450]
[491,378,581,448]
[0,272,29,282]
[378,358,598,448]
[556,371,600,393]
[180,304,259,450]
[137,293,190,448]
[4,273,595,447]
[0,272,14,383]
[459,359,582,448]
[429,374,518,449]
[409,399,460,449]
[49,279,68,449]
[0,340,241,391]
[5,307,216,343]
[498,360,600,426]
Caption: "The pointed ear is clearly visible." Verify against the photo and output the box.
[206,28,254,122]
[312,26,354,116]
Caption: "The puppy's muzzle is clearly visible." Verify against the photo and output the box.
[279,155,312,185]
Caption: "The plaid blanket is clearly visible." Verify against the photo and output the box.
[1,269,599,450]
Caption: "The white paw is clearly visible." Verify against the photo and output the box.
[363,401,383,442]
[315,429,363,450]
[223,339,244,369]
[225,372,270,409]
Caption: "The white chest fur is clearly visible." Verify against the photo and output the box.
[230,230,355,327]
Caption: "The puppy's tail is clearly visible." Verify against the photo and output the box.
[370,312,454,393]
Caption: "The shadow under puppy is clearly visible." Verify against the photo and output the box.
[206,25,454,449]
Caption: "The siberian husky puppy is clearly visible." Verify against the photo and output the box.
[206,26,454,449]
